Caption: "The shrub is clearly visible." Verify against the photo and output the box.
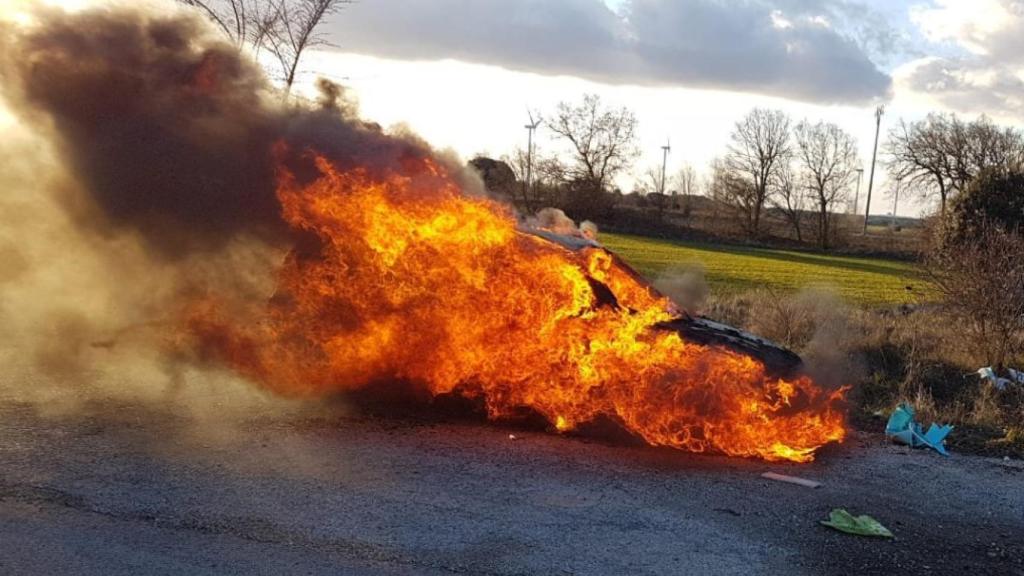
[946,168,1024,242]
[924,225,1024,370]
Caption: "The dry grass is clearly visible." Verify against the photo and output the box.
[605,232,1023,455]
[702,289,1024,457]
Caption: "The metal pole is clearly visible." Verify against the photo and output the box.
[660,141,671,195]
[523,113,541,204]
[863,105,884,234]
[524,124,534,199]
[853,168,863,214]
[891,177,901,230]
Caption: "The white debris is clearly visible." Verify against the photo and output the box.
[761,472,821,489]
[976,366,1024,391]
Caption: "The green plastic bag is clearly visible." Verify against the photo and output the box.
[820,509,893,538]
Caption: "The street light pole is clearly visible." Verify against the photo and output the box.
[891,176,902,230]
[853,168,864,215]
[863,105,885,234]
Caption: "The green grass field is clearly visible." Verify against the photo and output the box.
[601,233,932,307]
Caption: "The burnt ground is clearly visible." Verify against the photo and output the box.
[1,383,1022,576]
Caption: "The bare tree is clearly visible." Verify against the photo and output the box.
[639,165,662,193]
[886,113,1024,215]
[676,164,698,195]
[955,116,1024,189]
[178,0,349,94]
[886,114,957,216]
[547,94,640,192]
[674,163,698,210]
[501,147,568,213]
[177,0,261,47]
[925,226,1024,370]
[502,147,554,212]
[794,120,859,248]
[709,157,759,235]
[502,147,531,210]
[639,165,669,216]
[722,108,791,237]
[534,155,569,186]
[771,162,806,242]
[246,0,282,56]
[263,0,350,94]
[635,164,697,211]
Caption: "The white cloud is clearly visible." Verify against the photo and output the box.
[770,9,794,29]
[910,0,1014,55]
[324,0,891,104]
[903,0,1024,119]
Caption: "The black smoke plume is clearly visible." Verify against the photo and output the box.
[0,4,465,408]
[1,5,435,258]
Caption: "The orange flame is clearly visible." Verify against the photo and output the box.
[190,153,846,462]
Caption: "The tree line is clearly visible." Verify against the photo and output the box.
[708,109,860,248]
[496,99,863,249]
[887,113,1024,215]
[489,94,1024,251]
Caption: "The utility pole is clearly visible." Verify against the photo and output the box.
[853,167,864,214]
[524,111,542,204]
[660,139,671,195]
[863,105,884,234]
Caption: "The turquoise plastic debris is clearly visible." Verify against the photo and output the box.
[884,403,952,456]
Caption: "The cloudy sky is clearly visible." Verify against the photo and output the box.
[285,0,1023,217]
[6,0,1023,216]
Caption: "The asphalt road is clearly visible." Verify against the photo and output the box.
[1,382,1022,576]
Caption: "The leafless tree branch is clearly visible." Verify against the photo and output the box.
[547,94,639,192]
[794,120,859,248]
[721,108,791,237]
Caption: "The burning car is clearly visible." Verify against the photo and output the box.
[529,228,803,378]
[190,155,847,463]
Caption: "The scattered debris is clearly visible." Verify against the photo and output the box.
[997,457,1024,472]
[820,509,893,538]
[885,403,952,456]
[976,366,1024,391]
[713,507,742,517]
[761,472,821,488]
